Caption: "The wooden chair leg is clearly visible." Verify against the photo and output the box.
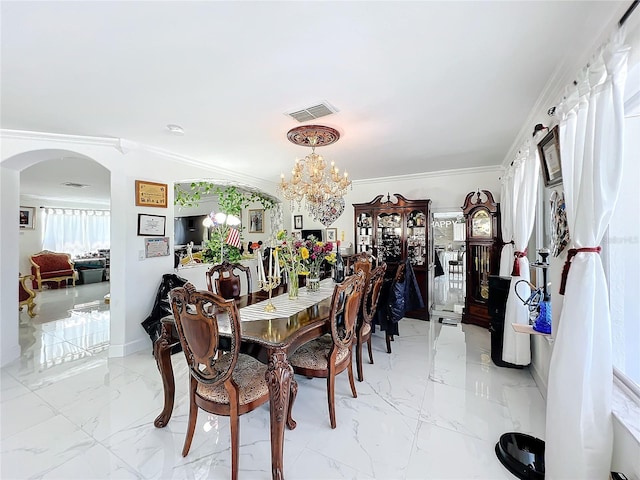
[230,409,239,480]
[327,368,336,429]
[182,378,198,457]
[386,333,392,354]
[356,338,364,382]
[367,337,374,364]
[347,356,357,399]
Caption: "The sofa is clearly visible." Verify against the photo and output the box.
[30,250,76,290]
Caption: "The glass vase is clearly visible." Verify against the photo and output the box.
[287,267,299,300]
[307,264,321,292]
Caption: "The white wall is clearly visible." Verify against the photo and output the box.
[0,131,280,366]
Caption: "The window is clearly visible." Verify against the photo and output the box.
[604,60,640,392]
[42,208,111,258]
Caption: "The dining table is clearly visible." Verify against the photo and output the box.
[152,279,337,480]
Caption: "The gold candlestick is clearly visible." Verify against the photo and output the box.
[258,246,281,312]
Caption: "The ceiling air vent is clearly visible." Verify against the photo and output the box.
[286,102,337,122]
[61,182,90,188]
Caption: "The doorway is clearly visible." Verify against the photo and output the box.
[432,212,466,320]
[18,155,111,367]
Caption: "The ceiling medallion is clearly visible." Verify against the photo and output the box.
[279,125,351,227]
[286,125,340,147]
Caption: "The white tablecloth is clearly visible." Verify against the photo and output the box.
[239,279,335,321]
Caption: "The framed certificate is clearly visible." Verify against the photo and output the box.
[138,214,166,236]
[144,237,170,258]
[135,180,168,208]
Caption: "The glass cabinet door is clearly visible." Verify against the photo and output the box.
[406,209,426,266]
[355,212,373,254]
[376,212,402,263]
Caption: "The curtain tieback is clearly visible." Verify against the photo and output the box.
[559,247,601,295]
[511,249,527,276]
[504,240,515,245]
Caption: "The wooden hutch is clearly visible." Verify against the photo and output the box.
[461,190,501,328]
[353,194,432,320]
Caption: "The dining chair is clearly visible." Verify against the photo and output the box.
[289,271,366,429]
[206,261,252,299]
[169,283,270,480]
[347,251,375,277]
[355,263,387,382]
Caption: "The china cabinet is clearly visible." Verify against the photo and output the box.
[461,190,501,328]
[353,194,432,320]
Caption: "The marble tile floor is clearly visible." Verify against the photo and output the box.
[1,283,545,479]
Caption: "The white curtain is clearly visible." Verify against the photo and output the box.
[42,208,111,257]
[501,142,539,365]
[546,34,629,479]
[499,167,514,276]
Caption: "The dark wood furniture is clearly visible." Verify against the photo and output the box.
[169,284,271,480]
[206,261,252,299]
[153,283,336,480]
[289,272,365,429]
[461,190,501,328]
[355,263,386,382]
[353,194,433,320]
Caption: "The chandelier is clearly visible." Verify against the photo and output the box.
[279,125,352,225]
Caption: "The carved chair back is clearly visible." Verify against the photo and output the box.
[206,261,252,299]
[329,270,366,349]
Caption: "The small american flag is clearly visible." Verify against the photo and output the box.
[225,227,241,249]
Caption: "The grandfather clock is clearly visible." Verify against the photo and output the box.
[462,190,501,328]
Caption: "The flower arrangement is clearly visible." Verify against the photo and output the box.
[276,230,335,295]
[299,235,336,278]
[275,231,335,276]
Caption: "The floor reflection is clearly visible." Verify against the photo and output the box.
[18,282,111,371]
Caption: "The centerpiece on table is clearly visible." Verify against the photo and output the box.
[299,235,336,292]
[276,231,335,298]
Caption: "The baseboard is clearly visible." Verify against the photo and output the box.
[109,337,151,358]
[1,344,21,367]
[530,361,548,400]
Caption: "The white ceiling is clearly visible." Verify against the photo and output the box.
[1,1,629,200]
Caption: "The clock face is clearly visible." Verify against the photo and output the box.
[471,210,491,237]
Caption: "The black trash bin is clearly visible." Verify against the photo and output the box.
[488,275,523,369]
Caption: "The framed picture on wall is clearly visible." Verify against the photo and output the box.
[294,215,303,230]
[537,125,563,187]
[19,206,35,229]
[292,230,302,240]
[249,209,264,233]
[145,237,170,258]
[137,214,166,236]
[325,228,337,243]
[135,180,168,208]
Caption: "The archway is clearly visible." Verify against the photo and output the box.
[1,149,111,366]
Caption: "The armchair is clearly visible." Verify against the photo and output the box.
[19,274,37,317]
[30,250,76,290]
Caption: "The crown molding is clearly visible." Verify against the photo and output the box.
[139,143,278,190]
[353,165,503,185]
[0,129,125,150]
[1,128,279,192]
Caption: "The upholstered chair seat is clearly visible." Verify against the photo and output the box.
[290,334,350,371]
[196,353,269,406]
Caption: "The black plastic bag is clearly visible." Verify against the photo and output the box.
[141,273,188,352]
